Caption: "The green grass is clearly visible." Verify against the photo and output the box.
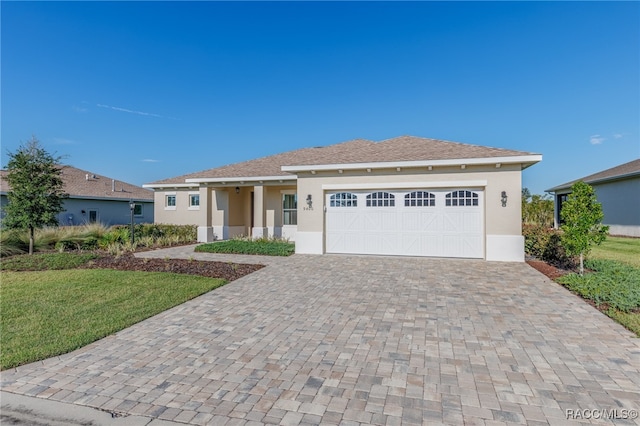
[590,236,640,268]
[196,238,295,256]
[1,252,98,271]
[0,269,225,370]
[557,259,640,337]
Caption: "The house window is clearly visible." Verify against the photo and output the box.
[189,194,200,209]
[283,194,297,225]
[166,195,176,207]
[366,192,395,207]
[133,203,143,216]
[330,192,358,207]
[445,190,479,206]
[405,191,435,207]
[557,194,568,225]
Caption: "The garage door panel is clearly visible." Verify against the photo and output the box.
[362,233,397,255]
[461,236,483,258]
[402,211,439,232]
[442,211,461,232]
[423,235,444,256]
[326,189,483,258]
[462,212,482,233]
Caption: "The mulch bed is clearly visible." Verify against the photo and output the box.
[82,254,264,282]
[525,259,570,280]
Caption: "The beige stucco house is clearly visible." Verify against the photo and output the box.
[546,159,640,237]
[144,136,541,261]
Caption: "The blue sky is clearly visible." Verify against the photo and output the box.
[2,1,638,195]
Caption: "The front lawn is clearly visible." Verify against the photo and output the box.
[590,236,640,268]
[196,237,295,256]
[0,269,225,370]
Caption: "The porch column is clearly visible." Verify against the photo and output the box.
[197,186,215,242]
[252,185,268,238]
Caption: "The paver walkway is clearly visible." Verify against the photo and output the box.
[2,248,639,425]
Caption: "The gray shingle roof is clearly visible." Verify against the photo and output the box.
[1,165,153,201]
[546,159,640,192]
[148,135,538,185]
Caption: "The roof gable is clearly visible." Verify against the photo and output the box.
[148,136,539,186]
[1,165,153,201]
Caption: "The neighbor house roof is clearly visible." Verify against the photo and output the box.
[0,165,153,201]
[546,159,640,193]
[147,135,540,186]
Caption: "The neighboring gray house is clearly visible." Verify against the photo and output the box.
[546,159,640,237]
[1,165,154,226]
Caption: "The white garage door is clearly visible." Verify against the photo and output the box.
[325,189,484,258]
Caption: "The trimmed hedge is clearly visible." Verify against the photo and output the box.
[196,237,295,256]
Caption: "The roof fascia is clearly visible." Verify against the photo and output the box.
[184,176,297,184]
[546,171,640,193]
[143,183,200,189]
[66,195,154,202]
[281,155,542,173]
[586,171,640,185]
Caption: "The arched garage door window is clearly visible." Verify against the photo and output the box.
[404,191,435,207]
[366,192,395,207]
[445,190,479,206]
[330,192,358,207]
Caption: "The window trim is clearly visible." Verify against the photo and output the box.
[165,192,177,210]
[133,203,143,217]
[188,192,200,210]
[282,192,297,226]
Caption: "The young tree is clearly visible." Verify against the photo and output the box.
[560,181,609,274]
[2,137,67,254]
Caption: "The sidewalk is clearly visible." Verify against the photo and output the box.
[1,391,184,426]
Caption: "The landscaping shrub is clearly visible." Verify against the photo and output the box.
[0,229,28,257]
[523,224,551,258]
[99,227,130,248]
[1,223,197,256]
[108,224,197,248]
[523,224,573,267]
[134,223,197,242]
[196,236,295,256]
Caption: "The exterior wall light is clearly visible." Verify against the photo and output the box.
[235,186,240,194]
[501,191,508,207]
[306,194,312,208]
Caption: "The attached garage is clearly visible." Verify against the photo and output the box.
[325,189,483,258]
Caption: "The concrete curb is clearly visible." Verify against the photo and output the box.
[0,392,183,426]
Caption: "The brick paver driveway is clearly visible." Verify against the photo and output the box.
[2,250,639,425]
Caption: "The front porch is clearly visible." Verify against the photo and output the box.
[196,183,298,242]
